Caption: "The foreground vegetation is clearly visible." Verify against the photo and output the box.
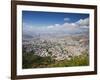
[22,52,89,69]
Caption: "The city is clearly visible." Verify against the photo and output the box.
[22,34,89,68]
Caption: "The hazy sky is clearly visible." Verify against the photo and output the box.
[22,11,89,35]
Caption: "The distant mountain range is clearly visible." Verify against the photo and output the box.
[23,30,89,40]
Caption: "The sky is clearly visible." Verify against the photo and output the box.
[22,11,89,36]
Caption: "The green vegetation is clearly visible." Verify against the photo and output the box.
[22,52,55,68]
[48,53,89,67]
[22,52,89,69]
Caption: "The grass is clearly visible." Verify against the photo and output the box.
[22,51,89,69]
[22,52,55,68]
[47,53,89,67]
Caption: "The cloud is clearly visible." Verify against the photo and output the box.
[64,17,70,21]
[23,17,89,35]
[47,24,60,29]
[76,18,89,26]
[46,23,77,33]
[62,23,77,29]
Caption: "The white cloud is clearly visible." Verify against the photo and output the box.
[47,25,54,29]
[64,17,70,21]
[76,18,89,26]
[80,26,89,29]
[55,24,60,27]
[23,17,89,35]
[47,24,60,29]
[62,23,78,31]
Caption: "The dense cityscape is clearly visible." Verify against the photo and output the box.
[22,34,89,68]
[23,34,89,60]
